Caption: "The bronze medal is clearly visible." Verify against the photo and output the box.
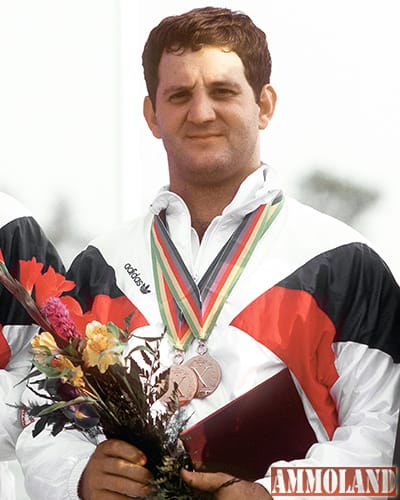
[185,354,222,399]
[159,364,198,406]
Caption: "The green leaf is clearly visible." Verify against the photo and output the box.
[51,418,67,436]
[64,337,84,358]
[106,321,125,339]
[125,343,156,359]
[35,396,95,416]
[16,368,43,385]
[32,361,66,378]
[32,416,47,437]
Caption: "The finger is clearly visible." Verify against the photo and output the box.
[96,439,147,465]
[180,469,234,492]
[98,473,155,498]
[81,465,155,499]
[83,485,153,500]
[79,441,155,500]
[102,458,154,484]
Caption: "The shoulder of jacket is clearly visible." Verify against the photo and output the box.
[0,193,32,229]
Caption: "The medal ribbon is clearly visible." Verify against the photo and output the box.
[151,192,284,351]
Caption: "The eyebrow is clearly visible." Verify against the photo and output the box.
[162,84,194,97]
[210,80,242,91]
[162,80,242,97]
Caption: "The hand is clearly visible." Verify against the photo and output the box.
[78,439,155,500]
[180,469,272,499]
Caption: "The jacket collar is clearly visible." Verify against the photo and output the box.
[150,164,282,223]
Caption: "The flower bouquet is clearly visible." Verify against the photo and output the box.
[0,259,210,499]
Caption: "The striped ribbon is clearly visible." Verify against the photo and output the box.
[151,192,284,351]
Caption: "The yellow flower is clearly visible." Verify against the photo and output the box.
[51,356,85,388]
[31,331,59,353]
[31,332,84,387]
[31,331,60,363]
[82,321,122,374]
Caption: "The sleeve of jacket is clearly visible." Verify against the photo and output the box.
[255,244,400,499]
[0,193,66,459]
[16,422,97,500]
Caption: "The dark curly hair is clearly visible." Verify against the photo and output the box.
[142,6,272,108]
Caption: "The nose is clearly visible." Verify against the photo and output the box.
[186,91,216,124]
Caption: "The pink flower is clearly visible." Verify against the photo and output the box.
[41,297,80,340]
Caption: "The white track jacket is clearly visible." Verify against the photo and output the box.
[16,167,400,499]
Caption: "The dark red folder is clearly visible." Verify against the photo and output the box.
[180,368,317,481]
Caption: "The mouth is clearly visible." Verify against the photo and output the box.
[186,133,222,140]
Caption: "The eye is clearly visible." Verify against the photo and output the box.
[168,90,191,104]
[211,88,237,99]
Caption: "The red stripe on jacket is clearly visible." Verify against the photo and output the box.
[230,286,339,439]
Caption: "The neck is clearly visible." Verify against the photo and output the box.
[186,190,234,240]
[170,173,252,240]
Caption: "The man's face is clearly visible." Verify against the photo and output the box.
[144,46,275,190]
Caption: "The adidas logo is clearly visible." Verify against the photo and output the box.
[124,263,151,294]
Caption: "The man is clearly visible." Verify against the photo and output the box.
[16,7,400,500]
[0,192,66,500]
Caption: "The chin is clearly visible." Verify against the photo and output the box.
[187,152,233,171]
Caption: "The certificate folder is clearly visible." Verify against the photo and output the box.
[180,368,317,481]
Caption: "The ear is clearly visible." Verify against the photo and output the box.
[143,96,162,139]
[258,84,277,130]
